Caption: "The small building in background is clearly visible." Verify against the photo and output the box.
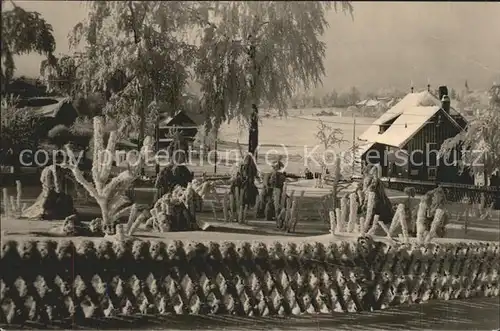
[15,97,79,141]
[365,99,382,108]
[16,97,78,126]
[158,110,204,150]
[384,98,398,108]
[356,99,368,107]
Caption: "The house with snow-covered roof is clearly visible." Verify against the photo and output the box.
[356,85,472,184]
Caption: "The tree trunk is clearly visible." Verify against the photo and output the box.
[138,88,147,176]
[248,40,259,160]
[98,199,110,226]
[155,116,160,176]
[248,104,259,158]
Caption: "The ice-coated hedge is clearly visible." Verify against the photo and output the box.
[0,237,498,324]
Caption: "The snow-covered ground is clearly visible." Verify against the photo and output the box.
[215,113,375,174]
[218,113,374,156]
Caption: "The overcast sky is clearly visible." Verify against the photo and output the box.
[8,1,500,93]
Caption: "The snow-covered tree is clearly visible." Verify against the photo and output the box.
[62,116,153,227]
[1,95,41,173]
[1,1,56,91]
[449,88,457,100]
[347,86,361,105]
[315,120,346,151]
[39,55,79,96]
[194,1,353,157]
[440,84,500,180]
[69,1,199,143]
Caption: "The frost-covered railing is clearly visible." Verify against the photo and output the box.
[383,178,500,205]
[0,237,498,324]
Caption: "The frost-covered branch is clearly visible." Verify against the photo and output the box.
[61,116,153,226]
[440,85,500,179]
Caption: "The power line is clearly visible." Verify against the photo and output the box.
[285,106,467,119]
[285,114,436,126]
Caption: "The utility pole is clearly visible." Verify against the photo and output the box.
[155,112,160,176]
[352,113,356,177]
[214,129,218,174]
[154,80,160,177]
[153,111,160,204]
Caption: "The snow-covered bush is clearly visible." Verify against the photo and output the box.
[62,116,153,228]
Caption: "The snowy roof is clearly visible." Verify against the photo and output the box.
[365,99,381,107]
[356,142,376,158]
[376,106,440,148]
[159,110,182,125]
[357,99,381,107]
[18,97,73,118]
[359,91,436,142]
[117,139,138,149]
[385,98,397,108]
[37,98,73,117]
[159,109,204,127]
[359,90,463,149]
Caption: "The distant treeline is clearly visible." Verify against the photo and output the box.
[286,86,465,110]
[288,86,406,109]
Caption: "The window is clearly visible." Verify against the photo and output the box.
[378,116,400,134]
[379,124,389,134]
[428,167,437,180]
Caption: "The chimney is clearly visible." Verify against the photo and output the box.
[439,85,450,114]
[438,86,448,100]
